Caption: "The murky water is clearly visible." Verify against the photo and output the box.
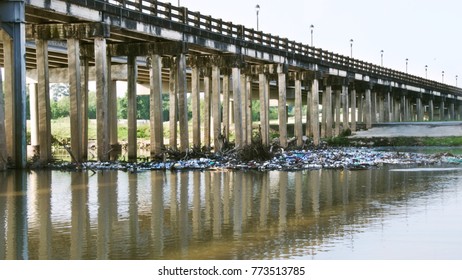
[0,165,461,260]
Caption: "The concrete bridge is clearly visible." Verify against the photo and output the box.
[1,0,462,168]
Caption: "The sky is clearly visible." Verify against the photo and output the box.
[179,0,462,86]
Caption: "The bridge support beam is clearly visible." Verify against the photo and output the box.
[191,67,201,149]
[232,68,243,148]
[278,66,288,148]
[439,100,445,121]
[0,66,7,169]
[311,78,320,146]
[212,65,222,151]
[95,38,110,161]
[177,54,189,152]
[371,91,377,124]
[294,79,303,146]
[350,87,357,131]
[342,85,349,131]
[365,88,372,129]
[428,99,434,121]
[203,72,211,149]
[245,76,252,146]
[449,103,455,121]
[169,63,178,150]
[325,85,333,138]
[149,54,164,157]
[127,55,138,161]
[222,73,230,144]
[259,73,270,146]
[416,96,424,121]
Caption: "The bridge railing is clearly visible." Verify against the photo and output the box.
[94,0,461,96]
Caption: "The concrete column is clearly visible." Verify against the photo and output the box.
[294,79,303,145]
[2,31,15,163]
[440,100,445,121]
[394,97,401,122]
[428,99,434,121]
[278,70,288,148]
[222,73,230,142]
[342,85,349,130]
[232,68,243,147]
[458,103,462,121]
[384,91,391,122]
[169,65,177,149]
[246,76,252,145]
[377,93,384,123]
[212,65,222,151]
[68,38,83,162]
[449,103,455,121]
[81,57,89,161]
[334,90,341,136]
[416,97,423,121]
[127,55,138,161]
[357,93,363,124]
[400,95,406,122]
[311,79,320,146]
[191,67,201,149]
[306,84,312,137]
[149,54,164,157]
[177,54,189,152]
[371,91,377,124]
[0,67,6,169]
[350,88,357,131]
[240,74,248,145]
[203,73,211,149]
[36,39,52,162]
[259,74,269,146]
[29,83,39,148]
[95,38,110,161]
[321,86,327,138]
[365,88,372,129]
[325,85,333,138]
[108,79,118,158]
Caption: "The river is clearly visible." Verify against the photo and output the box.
[0,164,461,260]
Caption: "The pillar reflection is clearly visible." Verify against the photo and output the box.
[233,172,243,238]
[6,172,28,259]
[179,172,189,256]
[35,171,52,260]
[151,171,164,258]
[279,172,288,230]
[128,172,139,258]
[0,172,8,259]
[71,171,89,259]
[212,172,222,239]
[192,171,201,238]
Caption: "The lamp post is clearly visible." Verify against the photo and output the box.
[405,58,408,73]
[350,39,353,57]
[456,75,458,86]
[442,71,445,83]
[380,50,384,66]
[310,24,314,47]
[178,0,180,6]
[256,4,260,31]
[425,65,428,79]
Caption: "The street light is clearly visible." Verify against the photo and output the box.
[405,58,408,73]
[177,0,180,6]
[255,4,260,31]
[425,65,428,79]
[380,50,384,66]
[310,24,314,47]
[350,39,353,57]
[456,75,458,86]
[442,71,445,83]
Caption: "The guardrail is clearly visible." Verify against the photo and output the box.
[71,0,462,96]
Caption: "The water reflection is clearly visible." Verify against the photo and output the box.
[0,166,461,259]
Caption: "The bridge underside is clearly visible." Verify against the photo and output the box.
[1,0,462,168]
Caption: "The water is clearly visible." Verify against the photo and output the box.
[0,165,461,260]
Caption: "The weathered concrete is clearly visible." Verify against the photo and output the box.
[0,67,7,169]
[351,122,462,138]
[127,54,137,161]
[191,67,201,149]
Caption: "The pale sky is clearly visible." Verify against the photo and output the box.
[179,0,462,86]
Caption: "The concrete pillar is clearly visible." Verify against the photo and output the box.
[278,70,288,148]
[342,85,349,130]
[294,79,303,145]
[81,57,89,161]
[350,88,357,131]
[68,38,83,162]
[400,95,406,122]
[377,93,384,123]
[240,74,248,145]
[321,86,327,138]
[440,100,445,121]
[246,76,252,145]
[212,65,222,151]
[416,97,423,121]
[149,54,164,157]
[0,67,6,169]
[2,31,15,163]
[29,83,39,148]
[325,85,333,138]
[357,93,363,124]
[428,99,434,121]
[222,73,230,142]
[371,91,377,124]
[95,38,110,161]
[394,97,401,122]
[108,79,118,158]
[127,55,137,161]
[458,103,462,121]
[203,73,211,149]
[259,73,270,146]
[306,84,312,137]
[334,90,341,136]
[232,68,243,147]
[169,65,177,149]
[177,54,189,152]
[191,67,201,149]
[365,88,372,129]
[311,79,320,146]
[449,103,455,121]
[384,91,391,122]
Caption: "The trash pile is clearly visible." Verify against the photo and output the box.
[45,147,462,172]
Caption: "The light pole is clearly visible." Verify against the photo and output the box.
[405,58,408,73]
[380,50,384,66]
[456,75,458,86]
[350,39,353,57]
[178,0,180,6]
[442,71,445,83]
[255,4,260,31]
[310,24,314,47]
[425,65,428,79]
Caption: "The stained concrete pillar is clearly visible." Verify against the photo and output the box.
[377,93,384,123]
[240,73,248,145]
[400,95,407,122]
[294,79,303,145]
[212,65,222,151]
[2,31,15,163]
[36,39,52,162]
[357,93,363,124]
[306,83,312,137]
[278,68,288,148]
[149,54,164,157]
[384,91,391,122]
[203,73,211,149]
[365,88,372,129]
[169,65,177,149]
[325,85,333,138]
[449,103,455,121]
[350,88,357,131]
[0,67,6,169]
[222,73,230,142]
[177,54,189,152]
[95,38,110,161]
[371,91,377,124]
[342,85,349,131]
[458,103,462,121]
[428,99,434,121]
[334,90,341,136]
[259,73,270,146]
[416,97,423,121]
[440,100,445,121]
[127,55,137,161]
[321,86,327,138]
[232,68,243,147]
[191,67,201,149]
[311,79,320,146]
[81,57,89,161]
[394,97,401,122]
[108,79,118,159]
[246,76,252,145]
[28,83,39,148]
[68,38,83,162]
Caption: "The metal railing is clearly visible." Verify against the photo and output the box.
[67,0,461,97]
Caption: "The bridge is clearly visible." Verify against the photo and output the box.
[1,0,462,168]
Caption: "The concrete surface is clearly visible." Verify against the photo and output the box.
[350,122,462,138]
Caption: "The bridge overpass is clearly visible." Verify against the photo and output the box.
[1,0,462,168]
